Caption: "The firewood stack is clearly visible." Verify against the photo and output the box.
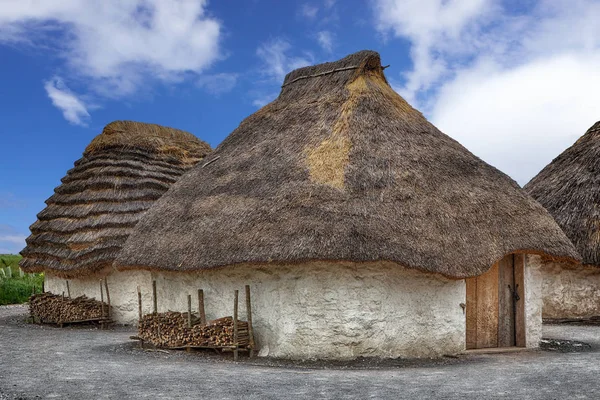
[29,292,109,324]
[138,312,250,349]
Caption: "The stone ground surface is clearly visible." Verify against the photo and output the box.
[2,304,600,399]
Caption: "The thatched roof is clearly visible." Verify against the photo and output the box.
[116,51,579,278]
[20,121,211,277]
[525,121,600,266]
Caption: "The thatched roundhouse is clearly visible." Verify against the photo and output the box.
[20,121,211,323]
[116,51,578,359]
[525,121,600,320]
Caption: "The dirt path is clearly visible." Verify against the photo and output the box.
[2,305,600,399]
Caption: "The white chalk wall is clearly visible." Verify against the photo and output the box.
[46,262,466,359]
[45,270,153,325]
[524,255,543,348]
[45,256,544,357]
[151,262,467,359]
[541,262,600,319]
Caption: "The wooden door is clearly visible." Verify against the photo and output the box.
[466,254,525,349]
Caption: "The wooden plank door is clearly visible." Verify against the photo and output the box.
[465,276,478,349]
[476,262,499,348]
[466,254,523,349]
[498,255,515,347]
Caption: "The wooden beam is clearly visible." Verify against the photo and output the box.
[245,285,255,358]
[100,280,105,320]
[465,277,477,350]
[514,254,526,347]
[187,295,192,328]
[476,262,499,348]
[198,289,206,326]
[137,286,143,322]
[104,278,111,318]
[233,290,239,361]
[152,280,158,315]
[498,255,515,347]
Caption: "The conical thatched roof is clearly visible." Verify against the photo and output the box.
[20,120,211,277]
[116,51,578,278]
[525,121,600,266]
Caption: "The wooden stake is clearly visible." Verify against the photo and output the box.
[152,280,158,314]
[187,294,192,328]
[198,289,206,326]
[245,285,255,358]
[104,278,111,318]
[137,286,143,322]
[66,280,71,298]
[100,281,105,321]
[233,289,239,361]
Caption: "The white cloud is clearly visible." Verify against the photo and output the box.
[324,0,336,9]
[0,235,27,245]
[317,31,333,52]
[256,38,313,82]
[0,0,222,122]
[197,73,238,95]
[252,92,279,108]
[374,0,495,104]
[0,225,27,255]
[433,54,600,184]
[373,0,600,184]
[252,38,315,108]
[300,4,319,19]
[44,77,90,126]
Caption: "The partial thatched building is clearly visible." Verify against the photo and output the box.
[20,121,211,323]
[525,121,600,320]
[116,51,578,359]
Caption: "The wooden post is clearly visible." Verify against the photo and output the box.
[187,294,192,328]
[198,289,206,326]
[66,280,71,298]
[233,289,239,361]
[152,280,158,315]
[137,286,143,322]
[245,285,255,358]
[104,278,111,318]
[100,280,105,321]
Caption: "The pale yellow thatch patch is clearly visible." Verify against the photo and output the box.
[305,75,370,189]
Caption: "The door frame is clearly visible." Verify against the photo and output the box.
[465,253,526,349]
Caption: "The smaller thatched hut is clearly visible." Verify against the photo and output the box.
[20,121,211,323]
[116,51,578,359]
[525,121,600,320]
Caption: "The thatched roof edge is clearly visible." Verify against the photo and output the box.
[525,120,600,266]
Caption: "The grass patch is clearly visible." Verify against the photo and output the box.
[0,254,44,305]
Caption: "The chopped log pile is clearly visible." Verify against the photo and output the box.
[29,292,110,325]
[137,312,250,349]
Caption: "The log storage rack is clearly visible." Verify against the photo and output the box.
[29,279,113,329]
[132,282,255,361]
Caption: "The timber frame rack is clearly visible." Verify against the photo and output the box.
[131,282,256,361]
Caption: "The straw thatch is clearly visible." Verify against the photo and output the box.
[20,121,211,277]
[525,121,600,266]
[116,51,578,278]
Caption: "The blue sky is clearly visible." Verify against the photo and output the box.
[1,0,599,254]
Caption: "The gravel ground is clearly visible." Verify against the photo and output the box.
[2,305,600,399]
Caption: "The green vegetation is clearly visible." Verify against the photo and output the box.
[0,254,44,305]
